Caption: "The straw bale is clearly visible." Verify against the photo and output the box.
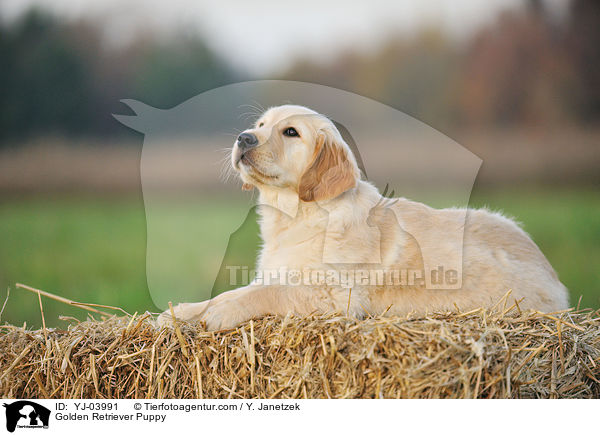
[1,309,599,398]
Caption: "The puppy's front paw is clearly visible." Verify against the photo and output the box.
[156,301,208,328]
[156,310,176,328]
[201,297,253,331]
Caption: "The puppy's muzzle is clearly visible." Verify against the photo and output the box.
[237,132,258,150]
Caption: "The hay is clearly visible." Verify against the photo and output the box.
[1,308,599,399]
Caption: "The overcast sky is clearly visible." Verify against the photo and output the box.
[0,0,569,74]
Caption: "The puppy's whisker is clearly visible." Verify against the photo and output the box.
[238,103,261,113]
[237,105,264,124]
[250,100,266,113]
[239,102,265,116]
[238,111,260,123]
[219,163,236,183]
[215,146,235,183]
[225,128,244,136]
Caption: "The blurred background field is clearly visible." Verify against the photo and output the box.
[1,0,599,327]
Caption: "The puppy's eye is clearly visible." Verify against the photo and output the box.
[258,122,264,127]
[283,127,299,137]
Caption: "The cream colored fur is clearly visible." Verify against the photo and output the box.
[158,105,569,330]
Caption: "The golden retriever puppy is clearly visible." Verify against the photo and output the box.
[158,105,569,330]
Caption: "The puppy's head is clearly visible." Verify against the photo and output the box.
[232,105,360,202]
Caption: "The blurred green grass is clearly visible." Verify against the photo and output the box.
[1,188,598,328]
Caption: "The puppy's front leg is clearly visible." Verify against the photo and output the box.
[199,285,269,330]
[158,284,368,330]
[156,285,270,330]
[200,284,367,330]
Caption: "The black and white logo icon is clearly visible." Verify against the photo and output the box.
[3,401,50,432]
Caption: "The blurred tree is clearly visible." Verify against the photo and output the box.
[131,37,235,109]
[566,0,600,122]
[0,9,237,144]
[457,4,573,127]
[0,10,95,142]
[283,29,459,130]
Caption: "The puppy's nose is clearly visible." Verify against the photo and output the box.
[237,132,258,149]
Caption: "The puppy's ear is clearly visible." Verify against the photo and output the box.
[298,129,359,202]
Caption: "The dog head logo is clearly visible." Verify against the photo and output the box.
[114,80,481,307]
[3,401,50,432]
